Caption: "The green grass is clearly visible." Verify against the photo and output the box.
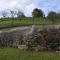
[0,48,60,60]
[0,18,60,28]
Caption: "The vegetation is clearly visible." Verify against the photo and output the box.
[0,8,60,29]
[0,8,59,29]
[0,48,60,60]
[32,8,44,17]
[0,17,60,28]
[47,11,60,20]
[47,11,57,21]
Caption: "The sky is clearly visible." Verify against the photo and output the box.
[0,0,60,17]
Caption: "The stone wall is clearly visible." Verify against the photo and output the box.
[0,25,60,48]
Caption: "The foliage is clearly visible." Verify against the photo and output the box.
[10,10,17,18]
[47,11,57,21]
[17,10,25,18]
[32,8,44,18]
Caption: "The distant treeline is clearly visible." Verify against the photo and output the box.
[1,8,60,20]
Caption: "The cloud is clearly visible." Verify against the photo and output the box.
[0,0,60,16]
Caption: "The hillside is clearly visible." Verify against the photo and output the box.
[0,18,59,29]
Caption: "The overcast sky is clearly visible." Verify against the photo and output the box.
[0,0,60,17]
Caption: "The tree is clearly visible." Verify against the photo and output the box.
[47,11,57,20]
[32,8,44,18]
[10,10,17,18]
[17,10,25,18]
[56,13,60,19]
[2,10,7,18]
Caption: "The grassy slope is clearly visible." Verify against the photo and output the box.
[0,48,60,60]
[0,18,59,28]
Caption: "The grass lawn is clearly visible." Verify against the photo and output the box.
[0,18,60,28]
[0,48,60,60]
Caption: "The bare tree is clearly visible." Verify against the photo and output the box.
[17,10,25,18]
[10,10,17,18]
[2,10,7,18]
